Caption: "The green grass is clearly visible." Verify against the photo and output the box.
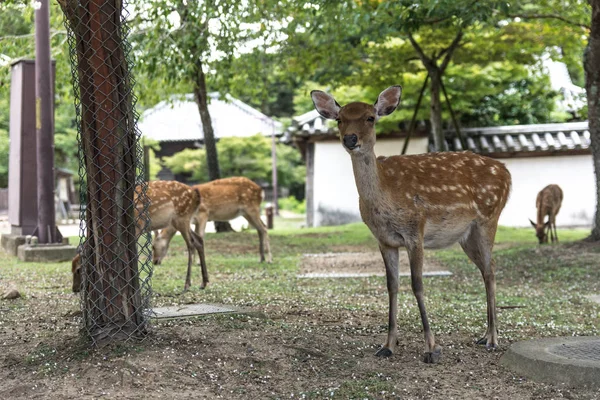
[1,220,599,398]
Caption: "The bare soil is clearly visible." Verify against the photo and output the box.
[1,242,599,399]
[300,252,447,275]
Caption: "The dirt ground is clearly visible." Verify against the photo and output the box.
[300,252,447,275]
[1,248,599,399]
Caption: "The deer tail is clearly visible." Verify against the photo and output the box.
[193,187,202,213]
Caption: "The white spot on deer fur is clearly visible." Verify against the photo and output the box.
[441,185,448,191]
[490,166,498,175]
[387,169,395,176]
[405,193,412,200]
[439,166,447,171]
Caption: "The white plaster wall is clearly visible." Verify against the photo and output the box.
[499,155,595,227]
[313,137,428,226]
[313,141,595,228]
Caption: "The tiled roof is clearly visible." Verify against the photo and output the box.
[441,121,591,156]
[139,93,282,142]
[287,110,335,137]
[289,109,591,157]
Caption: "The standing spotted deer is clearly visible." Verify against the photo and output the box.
[311,86,511,363]
[72,180,209,293]
[153,177,272,264]
[529,184,563,244]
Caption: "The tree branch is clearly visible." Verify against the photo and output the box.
[508,13,590,30]
[408,33,434,69]
[439,30,463,74]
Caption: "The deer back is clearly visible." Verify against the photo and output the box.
[375,151,511,223]
[135,181,201,232]
[194,177,263,220]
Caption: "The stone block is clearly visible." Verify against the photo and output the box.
[17,243,77,263]
[1,234,27,256]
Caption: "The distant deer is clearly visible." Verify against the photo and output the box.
[529,184,563,244]
[72,180,209,293]
[311,86,511,363]
[153,177,272,264]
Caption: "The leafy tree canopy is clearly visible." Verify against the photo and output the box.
[163,134,305,193]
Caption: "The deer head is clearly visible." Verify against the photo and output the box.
[311,86,402,154]
[529,219,550,244]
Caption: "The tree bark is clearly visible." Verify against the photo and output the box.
[59,0,146,344]
[585,0,600,241]
[408,31,463,152]
[192,58,233,233]
[193,62,220,182]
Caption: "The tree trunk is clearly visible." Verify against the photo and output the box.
[193,62,220,181]
[585,0,600,241]
[429,68,446,152]
[192,60,233,233]
[59,0,147,344]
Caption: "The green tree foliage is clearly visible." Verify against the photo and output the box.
[163,135,305,197]
[281,0,588,143]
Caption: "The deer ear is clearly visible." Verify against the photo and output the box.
[311,90,341,120]
[374,85,402,117]
[529,219,537,228]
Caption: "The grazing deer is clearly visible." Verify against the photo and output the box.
[153,177,272,264]
[72,180,209,293]
[529,184,563,244]
[311,86,511,363]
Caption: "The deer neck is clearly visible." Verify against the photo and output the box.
[350,148,382,202]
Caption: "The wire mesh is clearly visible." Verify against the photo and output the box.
[59,0,153,346]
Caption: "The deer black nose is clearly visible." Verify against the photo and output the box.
[343,134,358,149]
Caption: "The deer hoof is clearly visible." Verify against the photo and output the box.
[486,343,498,351]
[375,347,393,357]
[423,346,442,364]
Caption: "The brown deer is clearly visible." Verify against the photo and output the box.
[529,184,563,244]
[311,86,511,363]
[72,180,209,293]
[153,177,272,264]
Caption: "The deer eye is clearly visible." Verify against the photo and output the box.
[367,116,375,122]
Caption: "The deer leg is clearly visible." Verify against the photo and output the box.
[190,230,209,289]
[173,221,194,292]
[460,222,498,349]
[244,210,272,263]
[375,244,399,358]
[552,217,559,243]
[406,242,440,363]
[194,212,209,265]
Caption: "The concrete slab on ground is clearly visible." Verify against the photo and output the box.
[151,303,237,320]
[501,336,600,389]
[298,252,452,279]
[585,295,600,304]
[17,243,77,262]
[298,271,453,279]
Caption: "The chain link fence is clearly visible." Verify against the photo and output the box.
[59,0,153,346]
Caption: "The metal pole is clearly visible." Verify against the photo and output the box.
[271,120,279,216]
[35,0,57,244]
